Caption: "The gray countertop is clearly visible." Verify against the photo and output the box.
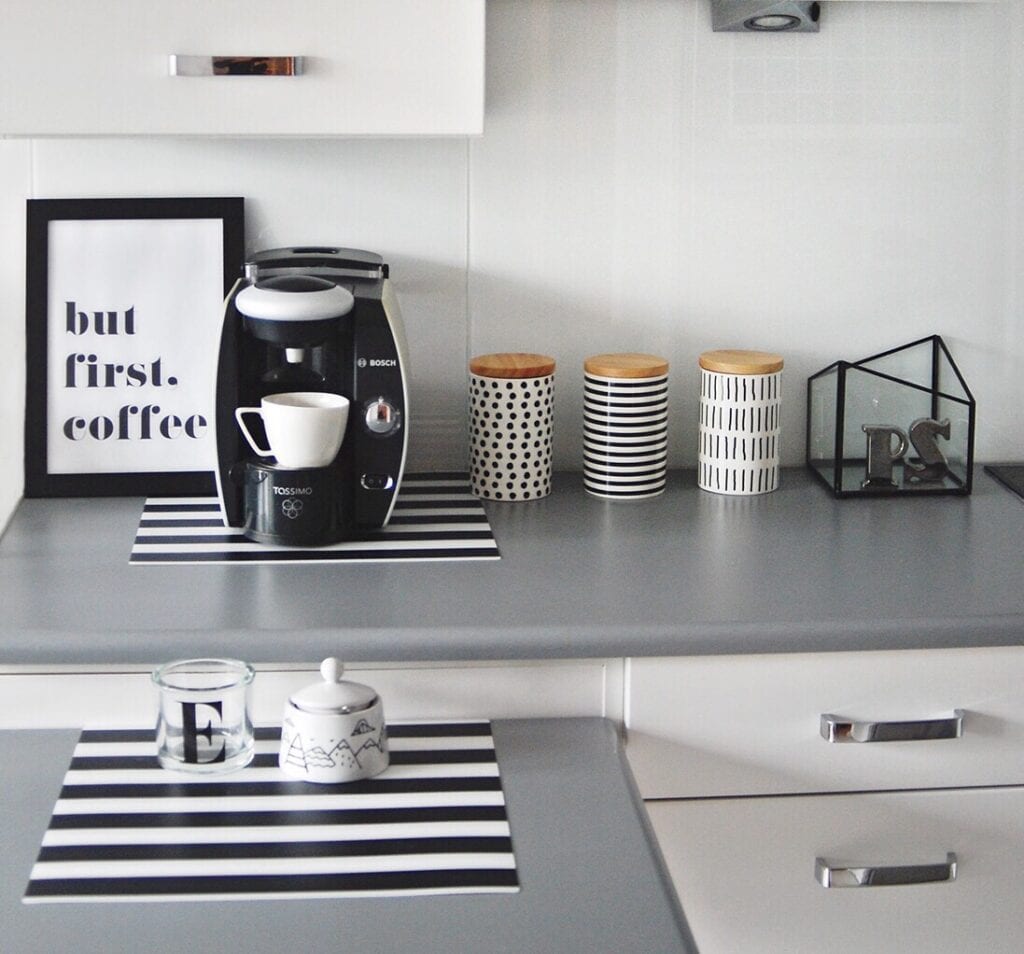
[1,468,1022,666]
[0,718,695,954]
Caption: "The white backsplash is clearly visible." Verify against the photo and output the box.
[2,0,1021,522]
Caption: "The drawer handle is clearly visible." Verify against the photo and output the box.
[815,853,957,888]
[169,56,305,77]
[820,709,964,743]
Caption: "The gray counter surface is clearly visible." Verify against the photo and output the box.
[0,719,694,954]
[1,468,1022,665]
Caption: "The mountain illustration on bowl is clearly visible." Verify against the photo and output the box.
[351,718,376,736]
[282,723,388,774]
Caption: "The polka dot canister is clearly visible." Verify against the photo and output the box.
[469,353,556,501]
[583,353,669,500]
[698,349,783,496]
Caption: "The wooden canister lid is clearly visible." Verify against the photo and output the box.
[698,349,784,375]
[584,353,669,379]
[469,352,556,379]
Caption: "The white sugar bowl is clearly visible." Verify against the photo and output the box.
[279,658,389,784]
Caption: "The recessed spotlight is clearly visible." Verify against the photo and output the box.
[745,14,801,31]
[712,1,820,34]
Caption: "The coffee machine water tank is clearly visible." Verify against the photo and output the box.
[214,247,409,545]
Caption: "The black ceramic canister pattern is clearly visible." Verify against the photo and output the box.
[583,354,669,499]
[469,353,555,501]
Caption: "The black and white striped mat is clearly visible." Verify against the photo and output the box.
[24,721,519,903]
[130,473,500,564]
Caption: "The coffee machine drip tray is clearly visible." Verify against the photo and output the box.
[130,473,500,565]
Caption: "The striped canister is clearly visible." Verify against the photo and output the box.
[697,349,783,495]
[583,353,669,499]
[469,352,556,501]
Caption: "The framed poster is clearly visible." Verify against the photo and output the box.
[25,197,244,497]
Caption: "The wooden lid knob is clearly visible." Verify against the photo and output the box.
[469,352,556,379]
[584,353,669,379]
[698,349,784,375]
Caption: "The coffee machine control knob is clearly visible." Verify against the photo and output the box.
[364,398,402,436]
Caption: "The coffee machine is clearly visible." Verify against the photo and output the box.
[215,247,408,545]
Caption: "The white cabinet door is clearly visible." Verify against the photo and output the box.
[627,648,1024,798]
[0,1,484,136]
[648,787,1024,954]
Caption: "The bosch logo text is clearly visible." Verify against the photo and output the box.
[358,358,397,368]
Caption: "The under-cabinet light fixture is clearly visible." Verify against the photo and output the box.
[711,0,821,33]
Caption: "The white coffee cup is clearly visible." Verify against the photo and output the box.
[235,392,350,469]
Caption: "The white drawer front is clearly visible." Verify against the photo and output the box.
[648,787,1024,954]
[0,1,484,136]
[0,660,621,729]
[627,647,1024,798]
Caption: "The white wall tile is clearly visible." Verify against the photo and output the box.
[471,0,1022,470]
[2,0,1023,537]
[470,0,697,468]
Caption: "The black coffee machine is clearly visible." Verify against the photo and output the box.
[215,247,408,545]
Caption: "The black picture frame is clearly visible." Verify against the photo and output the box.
[25,197,245,497]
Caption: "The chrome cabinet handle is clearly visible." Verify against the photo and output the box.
[169,56,304,77]
[815,853,957,888]
[820,709,964,743]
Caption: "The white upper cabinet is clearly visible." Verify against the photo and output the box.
[0,1,485,137]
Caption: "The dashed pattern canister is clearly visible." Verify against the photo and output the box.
[583,353,669,500]
[698,349,783,496]
[469,353,556,501]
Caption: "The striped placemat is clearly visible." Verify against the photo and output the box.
[24,721,519,903]
[130,472,500,564]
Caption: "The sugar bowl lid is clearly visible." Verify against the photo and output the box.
[288,658,379,714]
